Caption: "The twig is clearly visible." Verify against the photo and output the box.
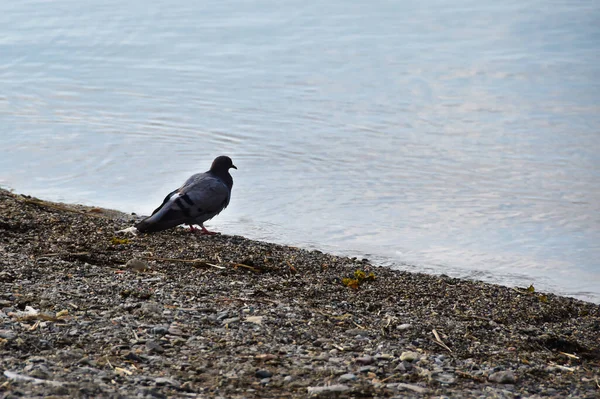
[217,296,280,305]
[232,263,262,273]
[4,370,64,387]
[16,314,60,323]
[432,329,453,353]
[549,362,576,372]
[38,252,90,258]
[380,373,399,383]
[115,367,133,376]
[352,321,366,330]
[141,256,225,269]
[559,351,579,360]
[456,370,486,382]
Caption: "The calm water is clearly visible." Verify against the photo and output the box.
[1,0,599,302]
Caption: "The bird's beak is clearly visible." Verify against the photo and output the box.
[232,165,237,170]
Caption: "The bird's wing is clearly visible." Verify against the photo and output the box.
[179,173,231,216]
[135,174,230,233]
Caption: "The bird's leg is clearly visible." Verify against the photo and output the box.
[199,224,218,235]
[189,225,197,233]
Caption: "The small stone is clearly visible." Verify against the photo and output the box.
[396,382,429,394]
[29,369,50,379]
[338,373,357,382]
[138,303,162,318]
[355,355,374,365]
[307,384,350,396]
[0,330,17,340]
[346,328,369,337]
[154,377,180,388]
[430,371,456,385]
[488,370,516,384]
[151,325,169,336]
[394,362,411,372]
[123,351,145,363]
[167,324,184,336]
[283,375,294,383]
[26,356,47,363]
[358,366,377,373]
[143,388,168,399]
[400,351,419,362]
[126,258,148,272]
[216,311,229,321]
[222,317,240,325]
[374,353,393,361]
[397,324,412,331]
[255,369,273,379]
[146,340,165,354]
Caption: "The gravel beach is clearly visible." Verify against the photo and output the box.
[1,188,599,398]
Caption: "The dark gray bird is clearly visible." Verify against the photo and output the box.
[135,155,236,234]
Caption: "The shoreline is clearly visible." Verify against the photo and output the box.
[1,188,599,398]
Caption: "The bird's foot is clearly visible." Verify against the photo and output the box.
[199,225,218,235]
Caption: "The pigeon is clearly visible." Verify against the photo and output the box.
[135,155,236,235]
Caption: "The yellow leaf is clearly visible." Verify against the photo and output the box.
[354,270,366,281]
[526,284,535,293]
[111,237,130,245]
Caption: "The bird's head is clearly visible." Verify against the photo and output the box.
[211,155,237,172]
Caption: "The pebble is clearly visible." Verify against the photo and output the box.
[338,373,357,382]
[355,355,374,365]
[346,328,369,337]
[222,317,240,325]
[216,311,229,321]
[394,361,412,372]
[146,340,165,354]
[126,258,148,272]
[154,377,180,388]
[488,370,517,384]
[255,369,273,379]
[138,303,162,318]
[151,326,169,336]
[397,323,412,331]
[430,371,456,385]
[358,366,377,373]
[0,330,17,340]
[395,383,429,394]
[167,324,184,336]
[307,384,350,396]
[123,351,145,363]
[26,356,47,363]
[400,351,419,362]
